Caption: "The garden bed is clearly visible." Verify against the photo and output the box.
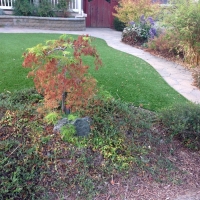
[0,15,86,31]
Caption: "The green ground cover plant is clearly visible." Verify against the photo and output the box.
[1,87,198,199]
[0,34,199,199]
[0,33,188,111]
[0,88,183,199]
[160,103,200,150]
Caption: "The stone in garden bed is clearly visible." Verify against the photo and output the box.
[53,117,91,137]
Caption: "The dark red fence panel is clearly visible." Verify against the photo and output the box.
[110,0,118,28]
[85,0,118,28]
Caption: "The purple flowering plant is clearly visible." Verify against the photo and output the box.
[125,15,157,41]
[139,15,157,39]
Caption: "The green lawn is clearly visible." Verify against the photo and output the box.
[0,33,188,111]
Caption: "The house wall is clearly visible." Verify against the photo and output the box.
[0,15,86,31]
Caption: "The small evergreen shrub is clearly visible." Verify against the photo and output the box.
[13,0,68,17]
[13,0,35,16]
[113,17,126,32]
[160,103,200,150]
[36,0,55,17]
[56,0,70,17]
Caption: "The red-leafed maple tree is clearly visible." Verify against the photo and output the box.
[23,34,102,113]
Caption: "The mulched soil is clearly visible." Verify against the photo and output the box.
[127,39,200,75]
[44,122,200,200]
[52,127,200,200]
[1,113,200,200]
[122,39,193,69]
[0,107,6,120]
[94,140,200,200]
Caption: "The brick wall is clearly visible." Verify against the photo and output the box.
[0,16,86,31]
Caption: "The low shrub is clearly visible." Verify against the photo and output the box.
[113,0,160,25]
[147,31,184,58]
[13,0,69,17]
[36,0,55,17]
[122,16,157,45]
[13,0,35,16]
[56,0,70,17]
[160,103,200,150]
[113,17,126,32]
[162,0,200,67]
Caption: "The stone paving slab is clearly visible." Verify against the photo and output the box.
[1,27,200,103]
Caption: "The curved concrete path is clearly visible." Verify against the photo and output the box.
[1,27,200,103]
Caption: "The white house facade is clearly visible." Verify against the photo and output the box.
[0,0,83,14]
